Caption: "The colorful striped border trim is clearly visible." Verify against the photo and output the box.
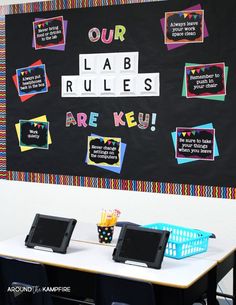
[0,15,6,180]
[5,172,236,199]
[0,0,235,199]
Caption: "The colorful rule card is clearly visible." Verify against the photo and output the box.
[16,64,48,97]
[19,120,49,150]
[176,127,215,161]
[165,10,204,44]
[182,63,228,102]
[15,115,52,152]
[86,134,126,174]
[87,136,121,167]
[185,63,226,98]
[33,16,65,50]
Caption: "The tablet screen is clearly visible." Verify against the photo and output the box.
[119,228,162,262]
[31,217,69,247]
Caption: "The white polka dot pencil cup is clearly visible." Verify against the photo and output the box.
[97,225,114,244]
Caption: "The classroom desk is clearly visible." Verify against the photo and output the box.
[193,237,236,305]
[0,234,218,305]
[73,221,235,304]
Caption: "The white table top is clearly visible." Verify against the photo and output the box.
[191,237,236,263]
[0,234,217,289]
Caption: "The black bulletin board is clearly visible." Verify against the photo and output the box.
[3,0,236,198]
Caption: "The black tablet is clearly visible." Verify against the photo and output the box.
[25,214,77,254]
[113,225,169,269]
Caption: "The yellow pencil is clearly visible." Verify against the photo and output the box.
[100,210,106,226]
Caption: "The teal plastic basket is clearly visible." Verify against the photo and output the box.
[143,223,211,259]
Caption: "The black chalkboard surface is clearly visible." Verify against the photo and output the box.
[5,0,236,189]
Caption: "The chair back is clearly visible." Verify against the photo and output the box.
[0,256,53,305]
[96,274,156,305]
[9,282,41,305]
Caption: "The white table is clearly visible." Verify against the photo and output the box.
[0,234,217,289]
[0,234,220,305]
[1,222,235,305]
[192,237,236,305]
[71,222,235,304]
